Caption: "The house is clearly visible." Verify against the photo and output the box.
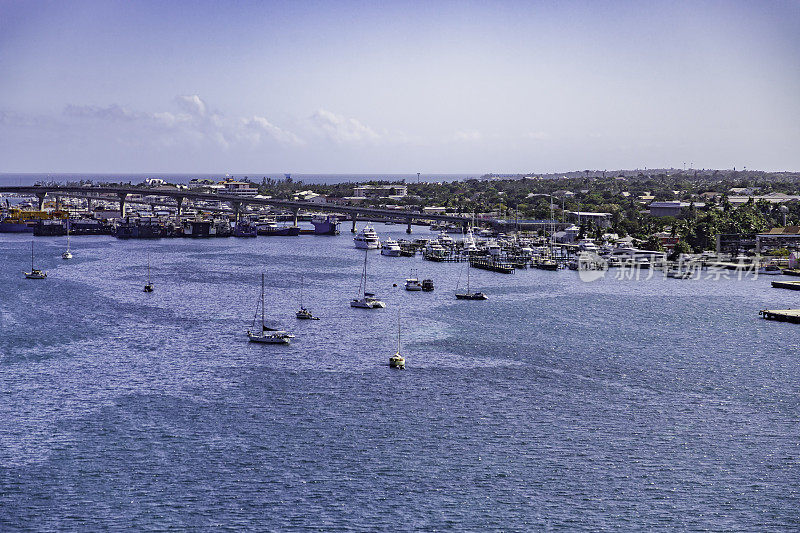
[567,211,612,228]
[756,226,800,252]
[649,201,705,217]
[649,201,682,217]
[220,180,258,197]
[653,231,679,250]
[352,185,407,200]
[553,224,580,243]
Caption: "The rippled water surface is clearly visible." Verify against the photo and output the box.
[1,226,799,530]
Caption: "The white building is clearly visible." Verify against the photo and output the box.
[221,181,258,197]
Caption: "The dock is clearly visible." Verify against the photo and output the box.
[771,280,800,290]
[759,309,800,323]
[470,259,515,274]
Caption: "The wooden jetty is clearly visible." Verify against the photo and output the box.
[470,259,515,274]
[759,309,800,323]
[771,280,800,290]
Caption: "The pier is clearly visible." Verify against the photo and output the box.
[759,309,800,323]
[771,280,800,290]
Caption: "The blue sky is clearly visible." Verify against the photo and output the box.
[1,0,798,173]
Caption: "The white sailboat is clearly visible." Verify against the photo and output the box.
[24,241,47,279]
[62,222,73,259]
[249,273,293,344]
[455,263,487,300]
[296,275,319,320]
[143,252,154,292]
[351,249,385,309]
[389,307,406,369]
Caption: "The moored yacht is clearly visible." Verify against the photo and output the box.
[405,269,422,291]
[381,238,401,256]
[354,224,381,249]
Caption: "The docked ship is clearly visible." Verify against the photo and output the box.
[354,224,381,249]
[311,215,340,235]
[257,218,300,236]
[116,219,166,239]
[233,220,258,237]
[0,208,66,233]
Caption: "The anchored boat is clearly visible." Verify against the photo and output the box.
[249,273,294,344]
[24,242,47,279]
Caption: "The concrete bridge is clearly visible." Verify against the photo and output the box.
[0,185,471,233]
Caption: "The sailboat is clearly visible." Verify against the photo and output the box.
[296,275,319,320]
[350,249,386,309]
[248,273,293,344]
[455,262,487,300]
[24,242,47,279]
[389,307,406,369]
[143,252,154,292]
[62,221,73,259]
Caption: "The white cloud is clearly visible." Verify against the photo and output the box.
[309,109,380,143]
[524,131,551,141]
[175,94,207,117]
[52,96,304,151]
[242,116,304,146]
[453,129,482,142]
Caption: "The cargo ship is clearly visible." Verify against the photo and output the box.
[311,215,340,235]
[0,208,67,233]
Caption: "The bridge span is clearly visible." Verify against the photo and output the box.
[0,185,471,233]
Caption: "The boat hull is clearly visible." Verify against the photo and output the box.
[248,332,291,344]
[455,292,487,300]
[0,221,34,233]
[258,226,300,236]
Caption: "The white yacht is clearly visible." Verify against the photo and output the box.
[354,224,381,249]
[405,269,422,291]
[381,238,401,256]
[351,250,386,309]
[437,231,454,246]
[578,238,599,253]
[462,228,478,252]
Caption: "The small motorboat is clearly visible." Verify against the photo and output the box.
[421,279,434,291]
[759,264,783,275]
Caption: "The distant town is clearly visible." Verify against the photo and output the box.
[3,168,800,255]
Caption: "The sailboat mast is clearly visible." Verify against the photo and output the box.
[300,275,304,309]
[31,241,34,271]
[397,307,401,353]
[147,253,151,285]
[261,273,265,328]
[362,249,368,296]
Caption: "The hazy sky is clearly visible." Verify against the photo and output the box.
[1,0,798,173]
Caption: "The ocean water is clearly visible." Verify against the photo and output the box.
[1,226,798,530]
